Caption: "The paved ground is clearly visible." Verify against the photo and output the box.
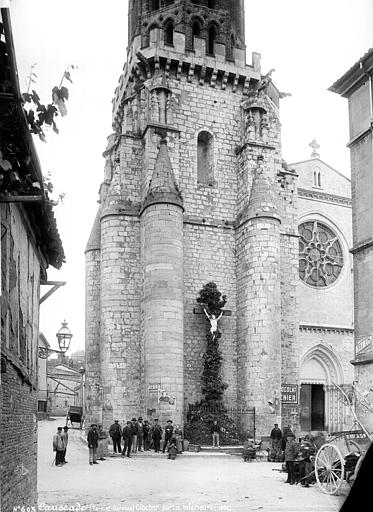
[38,419,347,512]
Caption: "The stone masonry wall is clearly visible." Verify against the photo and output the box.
[183,223,237,408]
[100,212,141,426]
[85,240,101,424]
[142,203,184,425]
[236,216,281,437]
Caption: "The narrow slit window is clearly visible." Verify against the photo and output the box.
[197,131,214,185]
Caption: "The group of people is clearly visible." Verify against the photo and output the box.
[86,418,183,465]
[52,426,69,466]
[269,423,316,486]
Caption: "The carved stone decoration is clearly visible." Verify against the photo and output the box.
[241,92,271,143]
[148,74,172,126]
[260,112,270,142]
[246,111,256,140]
[299,221,344,288]
[151,89,160,122]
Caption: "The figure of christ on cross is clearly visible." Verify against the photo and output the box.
[203,309,223,338]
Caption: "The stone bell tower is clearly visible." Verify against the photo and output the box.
[85,0,298,436]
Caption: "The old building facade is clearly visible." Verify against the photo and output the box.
[0,8,64,509]
[330,48,373,431]
[291,144,354,435]
[85,0,354,438]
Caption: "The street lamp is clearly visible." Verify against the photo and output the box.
[56,320,73,354]
[38,320,73,359]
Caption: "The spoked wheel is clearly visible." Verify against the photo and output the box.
[315,443,345,495]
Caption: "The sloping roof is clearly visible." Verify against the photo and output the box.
[290,158,351,183]
[329,48,373,97]
[0,9,64,269]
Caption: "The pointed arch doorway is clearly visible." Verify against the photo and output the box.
[299,344,344,433]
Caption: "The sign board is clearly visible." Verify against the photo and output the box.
[148,383,161,394]
[281,384,298,404]
[356,335,372,357]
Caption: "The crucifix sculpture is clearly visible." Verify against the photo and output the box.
[203,309,223,338]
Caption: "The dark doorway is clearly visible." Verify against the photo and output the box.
[300,383,325,431]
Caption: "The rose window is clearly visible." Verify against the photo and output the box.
[299,221,343,287]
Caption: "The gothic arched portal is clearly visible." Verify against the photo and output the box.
[299,344,346,433]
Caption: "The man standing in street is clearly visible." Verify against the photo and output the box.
[131,418,139,454]
[137,417,144,452]
[121,421,133,458]
[162,420,174,453]
[284,432,299,485]
[53,427,65,467]
[151,418,163,453]
[211,419,220,448]
[143,420,150,451]
[109,419,122,455]
[270,423,282,461]
[61,426,69,464]
[87,424,99,465]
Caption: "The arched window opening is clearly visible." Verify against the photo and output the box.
[318,172,321,187]
[164,21,174,45]
[230,34,235,58]
[151,0,160,11]
[208,25,217,55]
[197,131,214,185]
[313,171,317,187]
[192,20,201,47]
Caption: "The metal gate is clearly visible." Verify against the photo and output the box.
[185,403,256,445]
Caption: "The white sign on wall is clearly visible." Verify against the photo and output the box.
[355,335,372,357]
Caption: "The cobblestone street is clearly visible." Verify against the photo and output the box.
[38,420,347,512]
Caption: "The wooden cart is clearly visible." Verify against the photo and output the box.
[313,383,372,495]
[65,405,84,429]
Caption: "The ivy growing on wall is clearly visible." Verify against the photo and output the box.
[197,281,228,404]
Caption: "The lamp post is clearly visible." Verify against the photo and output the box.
[38,320,73,359]
[56,320,73,354]
[79,366,85,415]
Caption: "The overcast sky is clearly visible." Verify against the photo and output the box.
[9,0,373,353]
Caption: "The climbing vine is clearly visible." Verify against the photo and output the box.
[197,282,228,404]
[0,23,74,200]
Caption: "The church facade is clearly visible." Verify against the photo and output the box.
[291,144,354,435]
[85,0,354,437]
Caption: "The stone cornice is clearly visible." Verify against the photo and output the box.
[112,46,262,130]
[350,238,373,255]
[350,356,373,366]
[183,215,234,230]
[235,140,276,155]
[299,323,354,335]
[298,187,352,207]
[347,125,373,148]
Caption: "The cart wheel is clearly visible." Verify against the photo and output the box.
[315,443,345,495]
